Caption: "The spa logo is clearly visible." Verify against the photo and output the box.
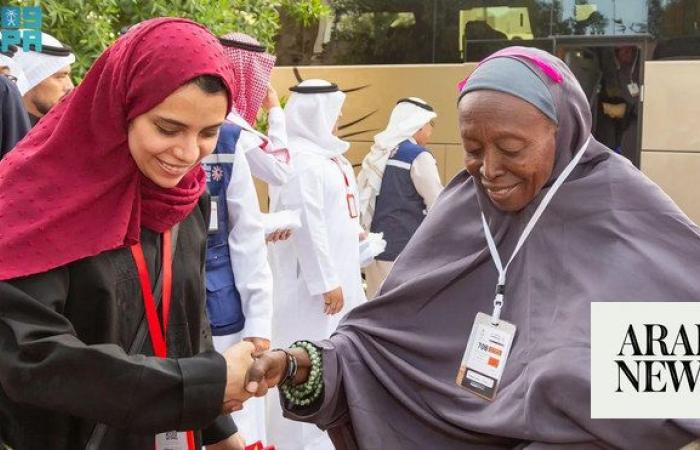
[1,6,43,53]
[591,303,700,419]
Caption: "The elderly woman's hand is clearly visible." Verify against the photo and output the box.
[245,348,312,397]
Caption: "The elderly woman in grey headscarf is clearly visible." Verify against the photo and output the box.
[246,47,700,449]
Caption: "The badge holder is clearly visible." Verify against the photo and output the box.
[456,311,516,401]
[208,196,219,235]
[347,193,358,219]
[627,82,640,98]
[156,431,195,450]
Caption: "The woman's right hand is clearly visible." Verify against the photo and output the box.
[245,347,312,397]
[221,341,255,414]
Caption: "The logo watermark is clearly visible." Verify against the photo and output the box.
[1,6,42,52]
[591,302,700,418]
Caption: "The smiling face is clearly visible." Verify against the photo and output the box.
[459,90,557,212]
[128,81,228,188]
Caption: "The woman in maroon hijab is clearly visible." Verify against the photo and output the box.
[0,18,253,450]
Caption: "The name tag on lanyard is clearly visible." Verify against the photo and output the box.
[347,193,358,218]
[456,312,516,401]
[209,196,219,234]
[129,231,196,450]
[331,157,358,219]
[156,431,194,450]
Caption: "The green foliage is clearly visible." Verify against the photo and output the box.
[4,0,329,80]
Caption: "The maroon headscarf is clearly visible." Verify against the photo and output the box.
[0,18,237,280]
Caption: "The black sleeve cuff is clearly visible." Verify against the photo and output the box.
[201,414,238,446]
[177,351,227,430]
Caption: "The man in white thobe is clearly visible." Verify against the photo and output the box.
[267,79,366,450]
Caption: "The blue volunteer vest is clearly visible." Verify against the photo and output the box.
[370,139,429,261]
[202,122,244,336]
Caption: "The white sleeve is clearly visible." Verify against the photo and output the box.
[266,106,288,150]
[226,147,273,340]
[282,164,340,296]
[410,151,444,210]
[245,147,293,186]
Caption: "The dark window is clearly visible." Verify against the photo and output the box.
[274,0,700,64]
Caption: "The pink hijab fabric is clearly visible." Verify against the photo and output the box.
[0,18,237,280]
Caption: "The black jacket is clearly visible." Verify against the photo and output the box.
[0,196,236,449]
[0,75,30,159]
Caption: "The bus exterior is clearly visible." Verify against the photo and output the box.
[268,1,700,223]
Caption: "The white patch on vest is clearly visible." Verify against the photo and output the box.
[201,154,236,164]
[385,159,411,170]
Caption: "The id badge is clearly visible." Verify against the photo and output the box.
[155,431,189,450]
[208,196,219,234]
[627,82,640,97]
[347,194,358,218]
[456,312,516,401]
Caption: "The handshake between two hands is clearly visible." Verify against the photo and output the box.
[220,340,311,415]
[206,340,313,450]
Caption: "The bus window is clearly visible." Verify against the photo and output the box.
[274,0,700,65]
[556,1,649,36]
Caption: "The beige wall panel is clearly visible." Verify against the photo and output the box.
[642,61,700,152]
[641,151,700,224]
[271,64,477,146]
[444,144,466,183]
[430,144,448,184]
[254,178,269,213]
[346,141,372,171]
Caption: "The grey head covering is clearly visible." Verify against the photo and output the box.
[282,47,700,449]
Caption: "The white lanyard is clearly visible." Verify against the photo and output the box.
[482,135,592,325]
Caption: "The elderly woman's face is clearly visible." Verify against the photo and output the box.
[459,90,556,212]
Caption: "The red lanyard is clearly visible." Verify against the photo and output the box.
[331,157,358,218]
[130,229,172,358]
[131,231,196,450]
[331,157,351,188]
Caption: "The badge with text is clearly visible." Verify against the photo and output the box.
[347,193,358,218]
[627,82,640,97]
[208,196,219,234]
[155,431,190,450]
[456,312,516,401]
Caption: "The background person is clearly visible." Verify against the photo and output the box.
[267,79,367,450]
[357,97,441,298]
[15,31,75,126]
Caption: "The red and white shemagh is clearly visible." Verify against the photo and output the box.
[221,32,288,163]
[221,32,275,126]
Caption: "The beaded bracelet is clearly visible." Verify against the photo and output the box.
[280,340,324,407]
